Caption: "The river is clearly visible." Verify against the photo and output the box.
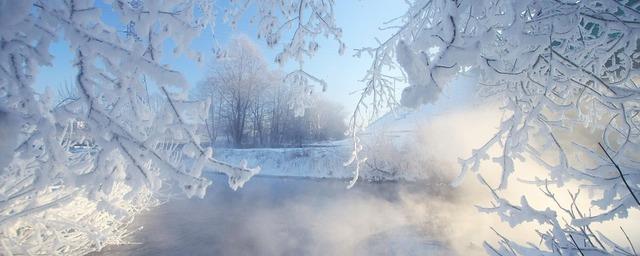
[93,174,453,255]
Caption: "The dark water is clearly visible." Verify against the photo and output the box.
[93,174,451,256]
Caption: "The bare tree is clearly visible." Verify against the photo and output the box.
[204,35,272,147]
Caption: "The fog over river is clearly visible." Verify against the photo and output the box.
[93,174,460,256]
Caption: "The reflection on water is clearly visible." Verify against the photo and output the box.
[94,174,453,256]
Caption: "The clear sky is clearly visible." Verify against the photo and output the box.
[33,1,410,113]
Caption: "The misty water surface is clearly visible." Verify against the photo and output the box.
[94,174,458,256]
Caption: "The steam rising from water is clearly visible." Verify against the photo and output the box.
[95,86,639,255]
[91,102,522,256]
[95,176,457,255]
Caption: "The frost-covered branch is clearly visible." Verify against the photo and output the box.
[0,0,329,254]
[222,0,344,64]
[353,0,640,254]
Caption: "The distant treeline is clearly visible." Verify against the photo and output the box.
[195,36,347,148]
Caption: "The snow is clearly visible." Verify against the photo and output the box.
[3,0,638,255]
[211,74,482,183]
[214,145,353,179]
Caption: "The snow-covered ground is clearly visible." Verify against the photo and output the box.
[213,144,354,180]
[209,75,488,184]
[212,135,440,182]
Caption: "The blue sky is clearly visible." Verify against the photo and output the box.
[34,1,409,112]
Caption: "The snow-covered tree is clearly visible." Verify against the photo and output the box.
[204,35,273,147]
[0,0,340,254]
[199,37,345,148]
[351,0,640,254]
[304,97,347,141]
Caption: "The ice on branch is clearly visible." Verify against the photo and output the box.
[353,0,640,254]
[0,0,328,254]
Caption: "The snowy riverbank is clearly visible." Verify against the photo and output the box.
[212,144,354,180]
